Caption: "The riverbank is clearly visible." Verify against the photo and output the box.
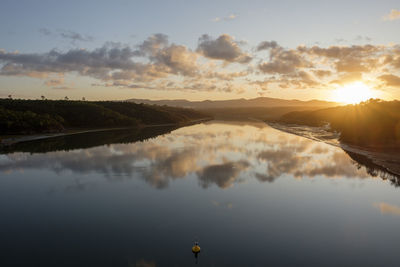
[0,118,211,146]
[267,122,400,177]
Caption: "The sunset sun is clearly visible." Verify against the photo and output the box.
[332,82,376,104]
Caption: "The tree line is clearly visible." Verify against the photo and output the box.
[0,99,208,135]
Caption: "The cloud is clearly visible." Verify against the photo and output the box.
[258,56,308,74]
[254,42,400,89]
[38,28,52,36]
[298,44,381,59]
[256,41,279,51]
[334,38,346,43]
[0,61,50,78]
[122,34,199,77]
[382,53,400,69]
[383,9,400,21]
[335,57,369,72]
[1,34,400,94]
[312,70,332,78]
[197,34,252,63]
[226,14,237,20]
[355,35,372,42]
[258,41,312,75]
[255,41,322,89]
[152,44,199,76]
[134,33,169,57]
[0,35,199,87]
[212,14,237,22]
[38,28,94,42]
[44,75,64,87]
[59,30,94,42]
[0,43,139,79]
[52,86,72,90]
[378,74,400,87]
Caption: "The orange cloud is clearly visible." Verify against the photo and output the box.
[383,9,400,21]
[0,35,399,95]
[378,74,400,87]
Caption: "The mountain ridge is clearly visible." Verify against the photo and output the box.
[126,97,341,109]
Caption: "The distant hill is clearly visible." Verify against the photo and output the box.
[126,97,340,109]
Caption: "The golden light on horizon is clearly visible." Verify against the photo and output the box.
[332,82,377,104]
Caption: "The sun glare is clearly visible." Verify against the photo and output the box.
[332,82,376,104]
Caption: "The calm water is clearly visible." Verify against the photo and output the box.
[1,121,400,267]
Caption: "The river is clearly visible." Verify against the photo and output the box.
[0,120,399,266]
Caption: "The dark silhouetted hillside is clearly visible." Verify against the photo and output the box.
[278,99,400,147]
[0,99,209,135]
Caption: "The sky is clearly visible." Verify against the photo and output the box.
[0,0,400,101]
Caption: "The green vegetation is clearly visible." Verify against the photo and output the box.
[278,99,400,147]
[0,99,208,135]
[0,106,64,134]
[97,101,207,125]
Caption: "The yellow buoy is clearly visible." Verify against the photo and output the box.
[192,245,201,253]
[192,242,201,253]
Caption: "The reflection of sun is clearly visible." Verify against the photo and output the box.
[332,82,376,104]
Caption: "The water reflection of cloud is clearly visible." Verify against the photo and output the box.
[64,179,94,193]
[134,259,156,267]
[0,122,381,190]
[141,148,198,188]
[256,144,370,182]
[373,202,400,216]
[212,200,233,209]
[255,173,277,183]
[257,148,307,180]
[197,160,250,189]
